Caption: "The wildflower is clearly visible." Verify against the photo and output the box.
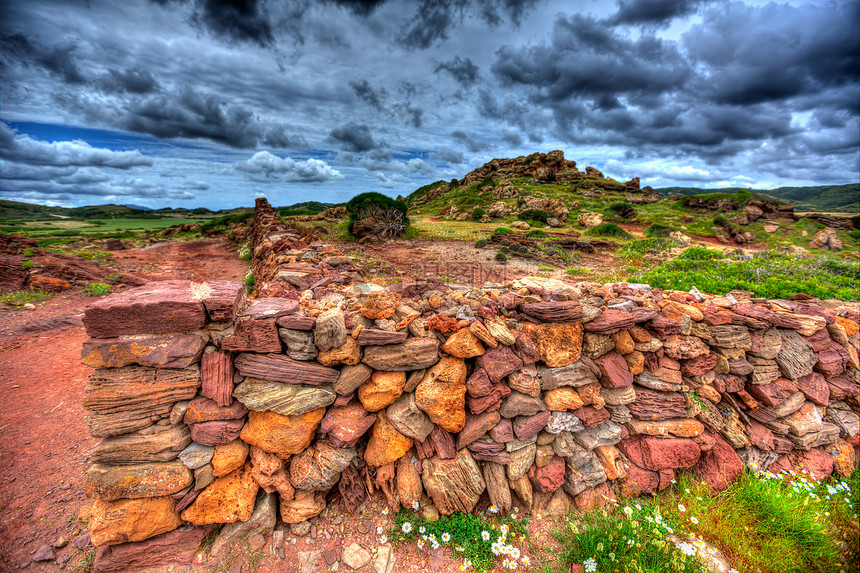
[500,524,509,534]
[627,539,635,547]
[442,532,451,543]
[510,547,521,559]
[412,500,420,510]
[584,557,598,573]
[678,503,686,512]
[376,526,384,535]
[623,506,633,517]
[508,561,518,570]
[431,539,440,550]
[690,516,699,525]
[491,542,502,555]
[382,508,389,515]
[675,541,696,557]
[488,505,499,514]
[402,522,413,534]
[481,530,491,541]
[379,535,388,544]
[536,512,543,519]
[419,525,426,534]
[635,504,641,510]
[417,539,425,549]
[596,543,604,552]
[522,556,531,566]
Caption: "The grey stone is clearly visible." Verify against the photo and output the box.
[233,379,336,415]
[178,443,215,470]
[211,493,278,555]
[280,328,318,361]
[386,392,435,441]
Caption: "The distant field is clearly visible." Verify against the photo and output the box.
[5,217,208,235]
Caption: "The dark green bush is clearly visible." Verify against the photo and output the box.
[495,252,508,262]
[586,223,631,239]
[517,209,550,223]
[450,178,460,187]
[605,202,636,219]
[198,211,253,232]
[482,174,495,187]
[644,223,673,238]
[471,207,486,221]
[474,239,489,248]
[678,246,721,260]
[848,230,860,240]
[713,215,729,226]
[494,227,514,235]
[345,192,409,238]
[525,230,548,239]
[852,215,860,229]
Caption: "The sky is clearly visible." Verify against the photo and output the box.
[1,0,858,211]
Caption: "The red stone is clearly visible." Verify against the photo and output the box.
[521,301,582,322]
[201,281,245,322]
[573,406,610,428]
[456,412,500,449]
[320,402,375,448]
[221,320,282,353]
[183,396,247,424]
[620,462,659,496]
[475,346,524,384]
[814,349,844,378]
[188,418,245,446]
[512,410,551,440]
[747,420,776,451]
[488,418,514,443]
[427,314,459,335]
[618,435,700,471]
[429,426,455,460]
[681,354,718,377]
[768,448,834,480]
[466,368,493,398]
[594,352,633,389]
[745,378,798,407]
[658,469,675,490]
[795,372,830,406]
[693,434,743,493]
[356,329,408,346]
[92,525,213,573]
[647,315,681,338]
[528,456,565,493]
[584,309,636,334]
[201,351,235,407]
[241,298,299,319]
[828,375,859,400]
[276,315,317,330]
[803,328,834,352]
[83,280,207,338]
[234,353,339,385]
[513,330,541,364]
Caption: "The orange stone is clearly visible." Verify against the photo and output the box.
[441,328,486,358]
[212,439,250,477]
[89,496,182,547]
[594,446,626,480]
[316,337,362,366]
[364,410,413,467]
[627,418,705,438]
[358,371,406,412]
[415,356,467,433]
[611,330,635,355]
[544,387,585,411]
[526,322,583,367]
[85,462,192,501]
[181,463,259,525]
[360,291,401,320]
[623,350,645,375]
[240,408,325,458]
[835,315,859,337]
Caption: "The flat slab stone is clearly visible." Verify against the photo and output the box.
[356,329,408,346]
[83,281,207,338]
[241,298,299,319]
[234,353,339,386]
[362,337,440,371]
[81,334,207,369]
[233,379,336,416]
[201,281,245,322]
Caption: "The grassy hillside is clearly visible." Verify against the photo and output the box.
[655,184,859,213]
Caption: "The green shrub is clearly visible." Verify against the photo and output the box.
[565,266,592,275]
[678,246,721,260]
[85,282,110,297]
[23,248,35,257]
[495,252,508,262]
[0,290,52,307]
[712,215,729,226]
[618,238,678,259]
[538,265,555,271]
[346,192,409,238]
[22,260,33,269]
[198,211,253,232]
[851,214,860,229]
[524,229,548,239]
[238,243,251,261]
[474,239,488,248]
[644,223,673,237]
[243,270,255,292]
[450,178,460,187]
[517,209,550,224]
[471,207,486,221]
[75,250,112,261]
[494,227,513,235]
[848,230,860,240]
[605,201,635,219]
[481,173,495,187]
[586,223,631,239]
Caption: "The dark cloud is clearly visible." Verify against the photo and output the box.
[500,130,523,147]
[474,0,540,27]
[1,33,86,84]
[191,0,275,48]
[328,122,381,152]
[430,147,464,164]
[451,130,491,153]
[105,68,161,94]
[350,79,386,110]
[434,55,479,86]
[609,0,704,26]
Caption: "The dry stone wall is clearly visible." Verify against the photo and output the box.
[80,198,860,569]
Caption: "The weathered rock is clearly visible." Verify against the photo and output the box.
[783,402,824,436]
[583,309,635,335]
[538,361,598,390]
[179,443,214,470]
[618,435,701,471]
[457,412,501,449]
[594,351,633,389]
[600,386,636,406]
[788,422,840,450]
[314,308,347,352]
[513,410,551,440]
[441,328,486,358]
[334,363,372,395]
[81,334,207,369]
[563,454,607,497]
[361,291,401,320]
[356,329,407,346]
[184,396,247,424]
[707,325,752,349]
[181,463,258,525]
[362,337,440,371]
[573,405,610,428]
[546,412,585,434]
[521,301,582,322]
[384,392,433,441]
[593,445,625,480]
[222,320,281,353]
[209,493,277,556]
[279,328,318,361]
[485,317,517,346]
[475,345,523,384]
[92,524,212,572]
[422,450,486,515]
[500,391,546,418]
[290,441,355,491]
[233,379,336,416]
[365,410,414,466]
[89,496,182,546]
[84,366,200,438]
[466,368,494,397]
[201,351,236,407]
[572,421,623,449]
[279,490,326,524]
[483,462,512,512]
[583,332,615,358]
[768,448,834,480]
[240,409,325,458]
[93,424,191,466]
[212,440,249,477]
[795,372,830,406]
[83,281,207,338]
[241,298,299,319]
[507,363,540,396]
[415,356,467,432]
[235,353,338,386]
[545,387,584,411]
[358,370,406,412]
[528,322,583,367]
[320,401,375,447]
[528,456,566,493]
[776,330,817,380]
[248,446,294,498]
[627,386,687,421]
[317,337,362,366]
[662,335,710,360]
[809,228,843,251]
[507,443,537,481]
[627,418,704,438]
[86,462,192,501]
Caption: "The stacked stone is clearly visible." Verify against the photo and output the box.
[78,200,860,570]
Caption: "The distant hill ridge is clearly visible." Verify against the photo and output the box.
[655,184,859,213]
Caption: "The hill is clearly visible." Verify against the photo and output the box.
[655,184,859,213]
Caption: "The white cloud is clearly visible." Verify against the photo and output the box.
[234,151,344,183]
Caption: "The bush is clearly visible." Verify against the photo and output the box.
[851,215,860,229]
[481,173,495,187]
[85,282,110,297]
[644,223,673,237]
[494,227,513,235]
[471,207,486,221]
[586,223,631,239]
[450,178,460,187]
[474,239,488,248]
[243,270,255,292]
[848,230,860,240]
[678,246,721,260]
[22,260,33,269]
[517,209,550,224]
[495,252,508,262]
[198,211,253,232]
[605,202,636,219]
[712,215,729,226]
[524,229,548,239]
[346,192,409,238]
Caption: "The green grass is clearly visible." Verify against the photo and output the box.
[644,223,674,238]
[585,223,632,239]
[84,282,111,297]
[538,265,555,271]
[548,499,706,573]
[391,508,530,572]
[74,249,113,261]
[0,289,53,306]
[617,237,679,259]
[565,266,592,275]
[629,251,859,300]
[243,270,255,292]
